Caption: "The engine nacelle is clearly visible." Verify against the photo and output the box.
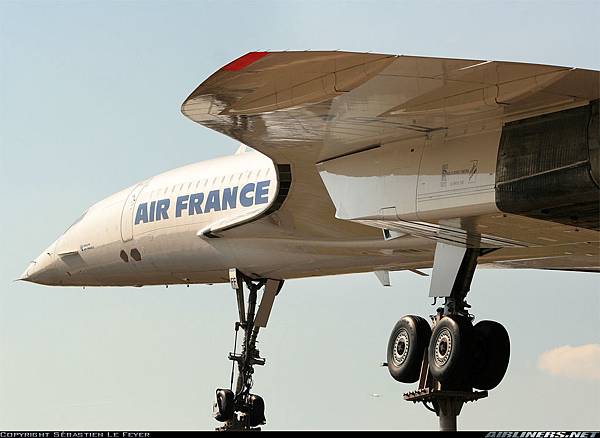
[317,100,599,243]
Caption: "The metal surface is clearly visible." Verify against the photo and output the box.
[439,412,457,432]
[230,268,246,324]
[428,242,483,315]
[22,54,600,286]
[254,279,283,328]
[429,243,470,298]
[20,51,599,432]
[220,274,275,431]
[182,52,599,165]
[403,247,489,431]
[181,51,599,269]
[374,270,391,287]
[496,99,600,230]
[404,388,488,432]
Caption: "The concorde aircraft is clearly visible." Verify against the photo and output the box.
[22,51,599,430]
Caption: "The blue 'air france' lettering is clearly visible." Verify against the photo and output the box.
[134,180,271,225]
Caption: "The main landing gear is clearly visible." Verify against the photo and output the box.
[386,243,510,431]
[213,269,284,431]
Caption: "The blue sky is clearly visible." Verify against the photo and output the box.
[1,0,599,430]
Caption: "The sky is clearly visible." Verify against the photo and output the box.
[1,0,599,431]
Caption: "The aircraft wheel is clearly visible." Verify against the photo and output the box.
[428,315,472,384]
[213,388,234,422]
[471,320,510,390]
[246,394,266,427]
[387,315,431,383]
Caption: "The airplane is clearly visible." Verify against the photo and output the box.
[21,51,599,431]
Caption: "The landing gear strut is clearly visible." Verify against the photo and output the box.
[213,269,283,431]
[386,243,510,431]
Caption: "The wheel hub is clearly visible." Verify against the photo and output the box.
[393,329,409,366]
[434,328,452,367]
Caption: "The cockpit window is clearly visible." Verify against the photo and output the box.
[65,209,88,233]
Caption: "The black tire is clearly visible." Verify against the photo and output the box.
[214,388,234,422]
[246,394,266,427]
[428,315,472,385]
[387,315,431,383]
[471,320,510,390]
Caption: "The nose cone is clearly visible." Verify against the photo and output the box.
[20,243,61,285]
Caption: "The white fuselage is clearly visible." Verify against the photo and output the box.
[22,150,435,287]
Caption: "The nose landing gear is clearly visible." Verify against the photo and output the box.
[386,243,510,431]
[213,269,283,431]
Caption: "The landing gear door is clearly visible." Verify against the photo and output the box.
[120,183,146,242]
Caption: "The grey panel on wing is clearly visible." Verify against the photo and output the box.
[496,100,600,230]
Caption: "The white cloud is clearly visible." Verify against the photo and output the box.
[538,344,600,381]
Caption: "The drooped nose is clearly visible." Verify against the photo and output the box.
[20,242,60,285]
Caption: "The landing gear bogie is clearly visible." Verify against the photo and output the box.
[386,243,511,431]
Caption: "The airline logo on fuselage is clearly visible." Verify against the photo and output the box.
[134,180,271,225]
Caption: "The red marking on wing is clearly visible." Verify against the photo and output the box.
[222,52,269,71]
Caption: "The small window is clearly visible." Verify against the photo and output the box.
[120,250,129,263]
[130,248,142,262]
